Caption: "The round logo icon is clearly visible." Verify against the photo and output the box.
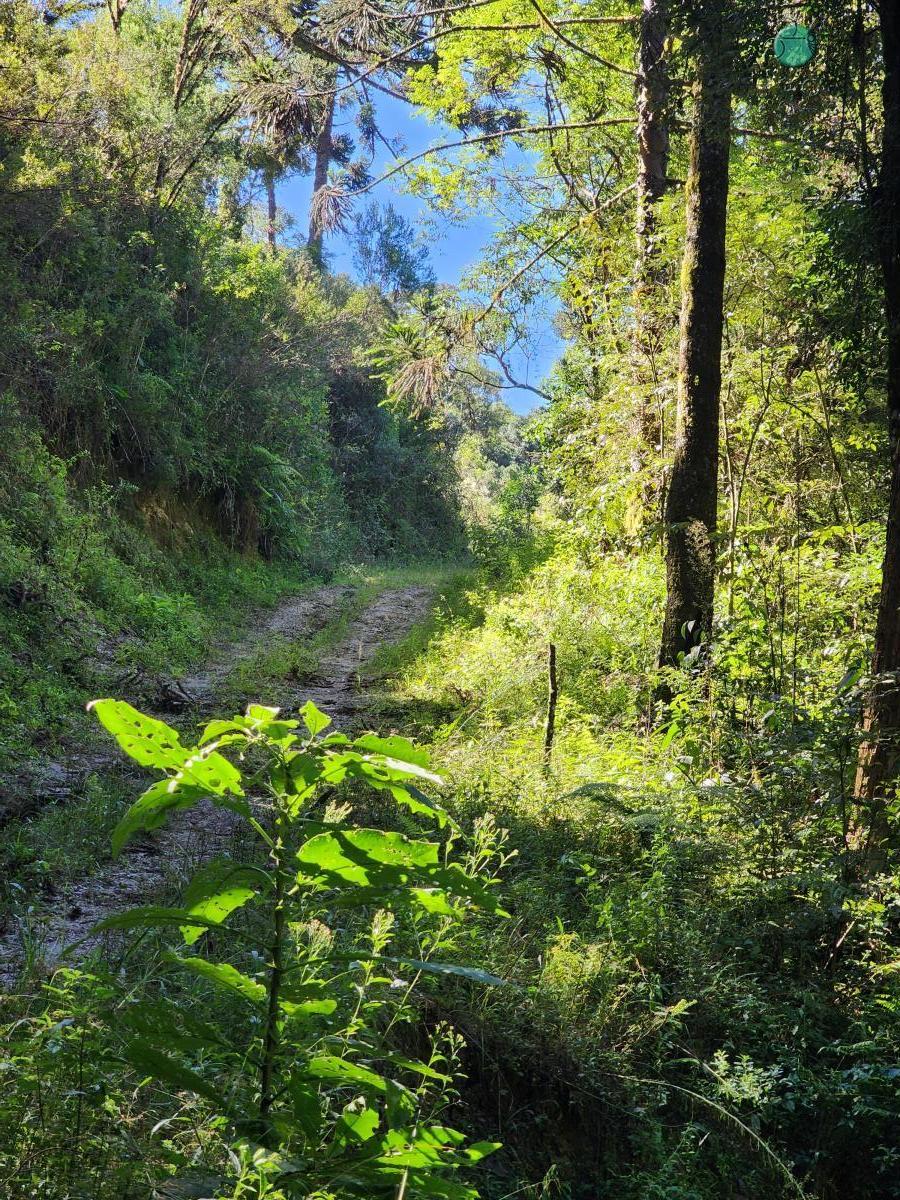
[774,23,816,68]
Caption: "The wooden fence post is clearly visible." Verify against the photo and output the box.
[543,642,558,769]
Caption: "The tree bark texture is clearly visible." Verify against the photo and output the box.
[635,0,670,354]
[265,167,277,252]
[634,0,671,505]
[659,13,732,669]
[854,0,900,845]
[543,642,558,769]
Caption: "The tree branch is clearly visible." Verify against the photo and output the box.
[162,96,241,208]
[472,182,637,326]
[296,14,635,102]
[353,118,636,194]
[481,347,553,401]
[527,0,637,77]
[373,0,637,22]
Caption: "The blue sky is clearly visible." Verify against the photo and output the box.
[278,94,562,415]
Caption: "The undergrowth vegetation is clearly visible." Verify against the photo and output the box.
[3,2,900,1199]
[0,0,531,784]
[0,698,507,1199]
[360,534,897,1199]
[0,414,310,779]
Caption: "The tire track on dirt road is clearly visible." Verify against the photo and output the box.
[0,583,433,985]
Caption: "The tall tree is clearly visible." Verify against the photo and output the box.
[308,88,336,255]
[264,164,278,250]
[634,0,670,458]
[349,199,434,298]
[658,3,732,669]
[151,0,216,203]
[292,0,436,259]
[855,0,900,849]
[106,0,128,33]
[240,51,319,254]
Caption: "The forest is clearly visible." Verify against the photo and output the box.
[1,0,899,1197]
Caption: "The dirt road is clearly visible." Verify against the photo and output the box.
[0,583,433,984]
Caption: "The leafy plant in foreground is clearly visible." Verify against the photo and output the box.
[87,697,504,1199]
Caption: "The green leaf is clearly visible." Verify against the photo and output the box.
[199,706,297,746]
[182,860,263,909]
[245,703,286,726]
[122,1038,225,1107]
[383,957,508,988]
[837,664,865,694]
[182,886,257,946]
[297,828,503,912]
[353,733,430,768]
[339,755,450,824]
[111,780,207,856]
[409,887,457,915]
[371,1125,457,1168]
[174,745,243,798]
[385,1079,416,1129]
[169,956,266,1004]
[367,1125,495,1175]
[198,718,250,745]
[384,1054,451,1083]
[392,783,455,829]
[286,752,326,796]
[90,906,222,937]
[91,699,243,801]
[281,997,338,1020]
[334,1099,380,1147]
[89,700,188,771]
[286,1075,323,1140]
[180,860,261,945]
[298,828,439,888]
[463,1140,502,1163]
[352,754,443,788]
[305,1055,388,1094]
[300,700,331,736]
[321,733,351,747]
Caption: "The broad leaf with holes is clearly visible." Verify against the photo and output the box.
[89,700,189,771]
[297,828,506,912]
[88,697,504,1199]
[179,859,262,945]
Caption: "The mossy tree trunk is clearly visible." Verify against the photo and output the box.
[635,0,670,461]
[854,1,900,852]
[659,9,732,670]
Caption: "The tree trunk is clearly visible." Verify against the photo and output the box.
[658,14,732,670]
[307,91,336,259]
[854,0,900,849]
[634,0,670,513]
[107,0,128,33]
[151,0,206,204]
[636,0,669,274]
[264,167,277,253]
